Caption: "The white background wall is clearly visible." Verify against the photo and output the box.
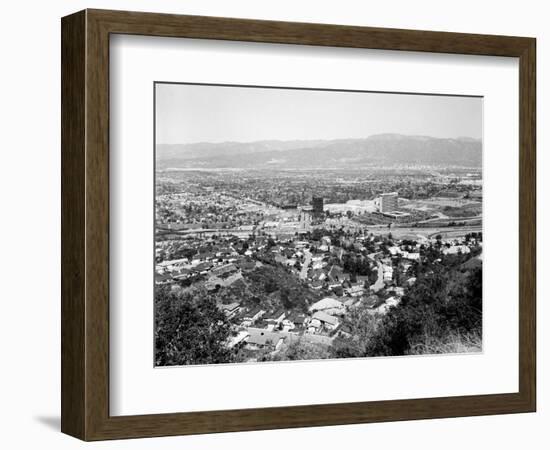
[0,0,547,448]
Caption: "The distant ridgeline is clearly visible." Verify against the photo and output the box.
[156,134,482,169]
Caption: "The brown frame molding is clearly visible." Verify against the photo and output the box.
[61,9,536,441]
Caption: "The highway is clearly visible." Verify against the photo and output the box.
[364,223,482,240]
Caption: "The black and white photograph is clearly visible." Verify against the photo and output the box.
[154,83,483,367]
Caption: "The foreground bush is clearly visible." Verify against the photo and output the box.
[367,262,482,357]
[408,329,482,355]
[155,285,234,366]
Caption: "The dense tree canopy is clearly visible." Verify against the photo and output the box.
[368,263,482,356]
[331,303,379,358]
[155,286,234,366]
[332,252,482,358]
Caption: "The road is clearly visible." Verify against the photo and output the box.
[371,261,385,292]
[156,227,256,238]
[365,224,482,240]
[299,249,312,280]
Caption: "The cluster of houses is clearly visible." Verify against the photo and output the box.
[155,217,482,361]
[269,234,423,298]
[155,235,267,286]
[155,189,268,232]
[221,292,404,357]
[223,296,344,353]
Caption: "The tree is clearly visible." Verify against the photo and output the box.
[238,241,249,255]
[392,256,403,286]
[368,261,482,356]
[280,287,292,309]
[331,303,379,358]
[155,286,234,366]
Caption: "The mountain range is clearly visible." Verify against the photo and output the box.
[156,134,482,169]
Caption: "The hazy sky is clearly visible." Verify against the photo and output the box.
[155,83,482,144]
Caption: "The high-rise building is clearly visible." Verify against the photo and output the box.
[379,192,398,213]
[312,196,324,215]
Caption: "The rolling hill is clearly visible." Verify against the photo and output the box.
[156,134,482,169]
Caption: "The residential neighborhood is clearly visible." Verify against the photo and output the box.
[154,168,483,364]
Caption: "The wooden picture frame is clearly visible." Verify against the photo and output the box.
[61,9,536,441]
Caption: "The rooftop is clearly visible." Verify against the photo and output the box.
[309,297,344,312]
[246,328,286,347]
[312,311,340,326]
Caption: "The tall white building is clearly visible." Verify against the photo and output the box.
[379,192,398,213]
